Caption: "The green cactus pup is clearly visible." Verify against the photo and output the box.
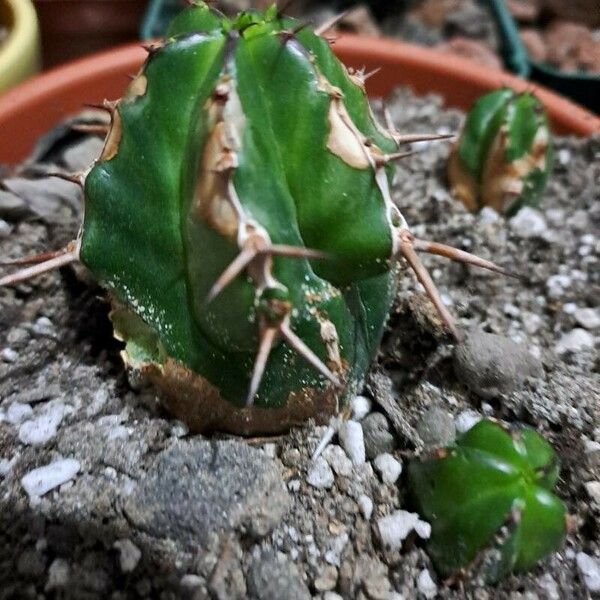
[448,89,553,216]
[407,420,567,582]
[0,3,511,434]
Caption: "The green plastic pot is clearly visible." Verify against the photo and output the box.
[486,0,599,114]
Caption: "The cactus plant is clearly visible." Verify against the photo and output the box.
[0,2,511,434]
[448,89,553,216]
[407,420,567,582]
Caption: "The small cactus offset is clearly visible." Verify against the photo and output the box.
[407,420,567,582]
[448,89,553,216]
[0,3,511,434]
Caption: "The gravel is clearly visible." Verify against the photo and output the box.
[373,453,403,484]
[1,90,598,598]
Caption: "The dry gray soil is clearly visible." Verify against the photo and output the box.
[0,90,599,599]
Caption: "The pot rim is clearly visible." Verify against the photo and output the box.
[0,33,598,164]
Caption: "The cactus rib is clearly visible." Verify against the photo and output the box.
[0,4,521,432]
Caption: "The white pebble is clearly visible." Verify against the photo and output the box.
[350,395,372,421]
[417,569,437,599]
[373,453,402,484]
[322,445,352,477]
[576,552,600,593]
[478,206,500,225]
[31,316,55,337]
[306,457,334,489]
[113,539,142,573]
[557,148,571,165]
[574,307,600,330]
[324,593,344,600]
[18,403,65,446]
[0,455,17,477]
[509,207,547,239]
[324,532,349,567]
[6,403,33,426]
[357,494,373,520]
[21,458,80,498]
[585,481,600,504]
[338,420,365,466]
[376,510,428,551]
[546,274,571,300]
[0,347,18,362]
[455,410,482,434]
[555,329,594,355]
[45,558,70,591]
[0,219,10,237]
[414,519,432,539]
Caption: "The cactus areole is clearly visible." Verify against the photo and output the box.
[0,4,512,434]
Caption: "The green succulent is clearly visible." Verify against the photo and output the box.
[408,419,567,581]
[1,3,510,434]
[448,89,553,216]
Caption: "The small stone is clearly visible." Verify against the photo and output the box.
[357,494,373,520]
[248,551,311,600]
[417,406,456,448]
[546,274,572,299]
[555,329,594,355]
[455,409,482,434]
[0,189,26,218]
[324,532,349,567]
[180,574,207,600]
[584,481,600,504]
[350,395,372,420]
[557,148,571,165]
[306,457,335,489]
[0,347,18,362]
[0,456,17,477]
[45,558,70,591]
[324,593,343,600]
[113,539,142,573]
[414,520,431,539]
[478,206,500,224]
[322,444,352,477]
[0,218,10,237]
[574,307,600,330]
[31,316,55,337]
[314,565,338,592]
[6,403,33,426]
[509,207,547,239]
[375,511,424,552]
[536,573,560,600]
[417,569,437,599]
[361,413,396,460]
[373,453,402,484]
[576,552,600,593]
[338,420,366,465]
[18,403,65,446]
[522,312,543,335]
[454,330,543,399]
[21,458,80,498]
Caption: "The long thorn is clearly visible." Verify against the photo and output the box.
[397,234,460,340]
[45,171,85,187]
[71,123,110,136]
[267,245,329,260]
[1,245,73,267]
[362,67,381,82]
[314,9,350,36]
[280,322,341,387]
[205,247,257,305]
[411,238,522,279]
[383,150,417,164]
[0,245,79,287]
[246,326,278,407]
[394,132,456,145]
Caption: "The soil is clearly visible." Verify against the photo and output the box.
[0,89,599,599]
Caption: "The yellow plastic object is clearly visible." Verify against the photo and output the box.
[0,0,41,93]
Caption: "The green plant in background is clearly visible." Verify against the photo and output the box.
[408,420,567,582]
[448,89,553,216]
[0,2,509,434]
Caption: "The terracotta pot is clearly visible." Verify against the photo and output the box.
[0,34,599,165]
[33,0,147,69]
[0,0,41,92]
